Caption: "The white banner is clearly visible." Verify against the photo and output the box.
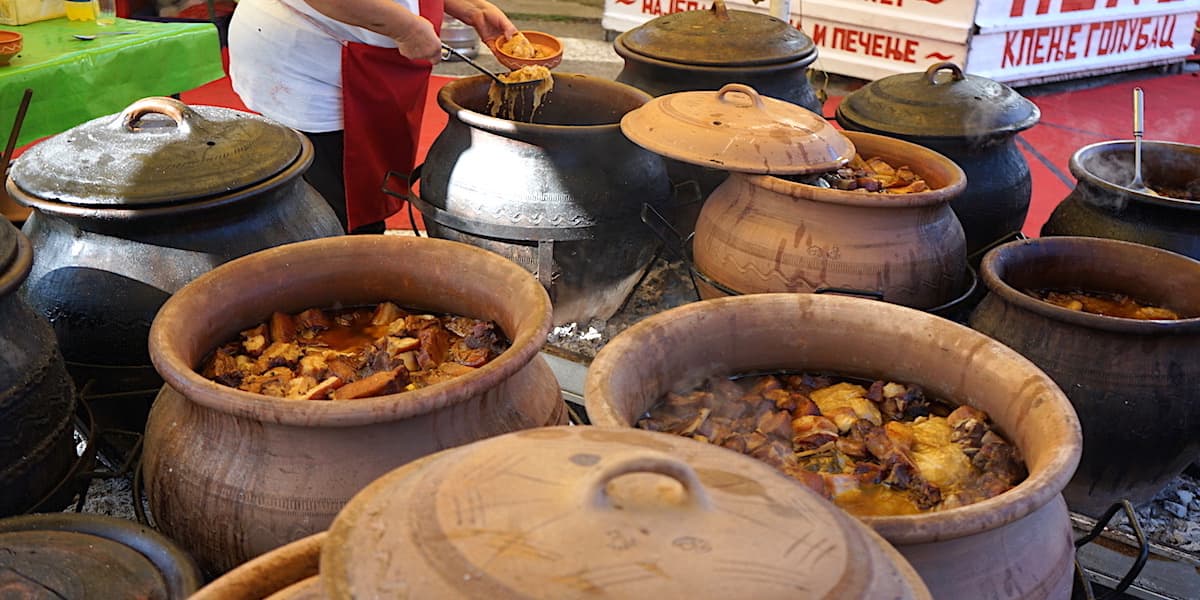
[975,0,1200,32]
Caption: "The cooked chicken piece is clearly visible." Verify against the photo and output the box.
[370,302,405,325]
[301,376,342,400]
[810,382,882,426]
[791,415,839,451]
[241,324,268,356]
[947,405,990,449]
[297,353,328,380]
[285,375,318,399]
[203,346,244,387]
[296,308,333,332]
[500,32,537,58]
[255,341,303,373]
[243,366,295,397]
[895,417,974,492]
[269,311,296,344]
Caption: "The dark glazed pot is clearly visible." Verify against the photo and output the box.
[8,97,343,439]
[0,219,75,517]
[412,74,672,326]
[969,236,1200,516]
[1041,140,1200,260]
[836,63,1040,257]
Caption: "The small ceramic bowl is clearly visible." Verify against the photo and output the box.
[487,30,563,71]
[0,30,22,66]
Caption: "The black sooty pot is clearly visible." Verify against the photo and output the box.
[6,97,343,441]
[0,218,75,517]
[407,74,672,326]
[836,63,1041,258]
[1041,140,1200,259]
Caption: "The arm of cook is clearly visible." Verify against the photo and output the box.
[444,0,519,47]
[300,0,443,61]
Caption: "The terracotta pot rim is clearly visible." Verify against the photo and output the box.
[1069,140,1200,211]
[585,293,1081,545]
[192,532,325,600]
[742,131,967,207]
[979,236,1200,333]
[613,35,818,70]
[438,74,651,135]
[148,236,553,428]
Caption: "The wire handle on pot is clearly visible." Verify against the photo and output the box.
[925,62,966,85]
[1073,499,1149,599]
[381,169,424,237]
[967,230,1029,265]
[640,202,688,261]
[582,452,713,511]
[812,286,885,301]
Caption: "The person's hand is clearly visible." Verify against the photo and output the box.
[446,0,517,44]
[393,16,442,62]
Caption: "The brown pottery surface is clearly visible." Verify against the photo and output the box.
[193,533,325,600]
[969,236,1200,516]
[319,426,930,599]
[692,131,969,309]
[143,236,565,575]
[584,293,1082,600]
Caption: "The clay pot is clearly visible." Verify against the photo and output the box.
[412,74,672,325]
[1041,140,1200,260]
[143,236,566,575]
[0,219,75,517]
[836,63,1041,257]
[191,534,325,600]
[200,426,932,598]
[968,236,1200,516]
[584,293,1082,600]
[9,97,343,441]
[692,131,969,310]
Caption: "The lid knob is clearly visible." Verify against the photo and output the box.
[583,452,714,511]
[119,96,195,134]
[924,62,966,85]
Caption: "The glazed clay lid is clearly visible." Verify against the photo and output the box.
[9,96,301,207]
[836,62,1040,139]
[321,426,930,599]
[622,83,855,175]
[619,0,816,67]
[0,513,203,598]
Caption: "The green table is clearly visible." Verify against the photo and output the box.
[0,17,223,147]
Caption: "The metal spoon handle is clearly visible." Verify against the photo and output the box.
[440,43,505,86]
[1133,87,1144,186]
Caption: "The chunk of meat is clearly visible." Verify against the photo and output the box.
[331,368,409,400]
[810,383,882,426]
[295,308,333,333]
[254,342,303,373]
[791,415,839,451]
[301,376,343,400]
[416,326,451,370]
[269,312,297,344]
[371,302,405,325]
[755,410,793,440]
[240,324,268,357]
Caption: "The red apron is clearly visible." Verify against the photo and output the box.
[340,0,443,231]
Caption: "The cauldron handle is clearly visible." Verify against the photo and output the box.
[1073,499,1148,600]
[812,286,884,301]
[967,230,1027,267]
[381,168,424,237]
[640,202,689,261]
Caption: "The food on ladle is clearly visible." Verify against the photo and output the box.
[487,66,554,121]
[499,33,552,59]
[1030,288,1180,320]
[635,373,1027,516]
[199,303,510,400]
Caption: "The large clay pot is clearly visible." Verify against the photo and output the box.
[0,219,75,517]
[8,97,343,440]
[692,131,969,309]
[584,293,1082,600]
[968,236,1200,516]
[1041,140,1200,260]
[836,63,1041,257]
[411,74,672,326]
[143,236,566,575]
[198,427,932,599]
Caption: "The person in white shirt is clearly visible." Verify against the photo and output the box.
[229,0,517,233]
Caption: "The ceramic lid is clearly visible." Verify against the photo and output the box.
[321,426,930,599]
[621,83,855,175]
[9,96,301,208]
[836,62,1040,140]
[0,513,203,598]
[619,0,816,67]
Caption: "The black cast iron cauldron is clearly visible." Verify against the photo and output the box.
[400,74,672,326]
[836,63,1040,258]
[613,0,821,235]
[1041,140,1200,259]
[969,236,1200,517]
[0,219,75,517]
[6,97,343,440]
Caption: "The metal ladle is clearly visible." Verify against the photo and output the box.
[440,43,545,89]
[1128,87,1154,195]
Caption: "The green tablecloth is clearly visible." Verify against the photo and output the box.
[0,17,224,147]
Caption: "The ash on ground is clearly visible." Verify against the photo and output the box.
[546,256,700,360]
[1108,472,1200,556]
